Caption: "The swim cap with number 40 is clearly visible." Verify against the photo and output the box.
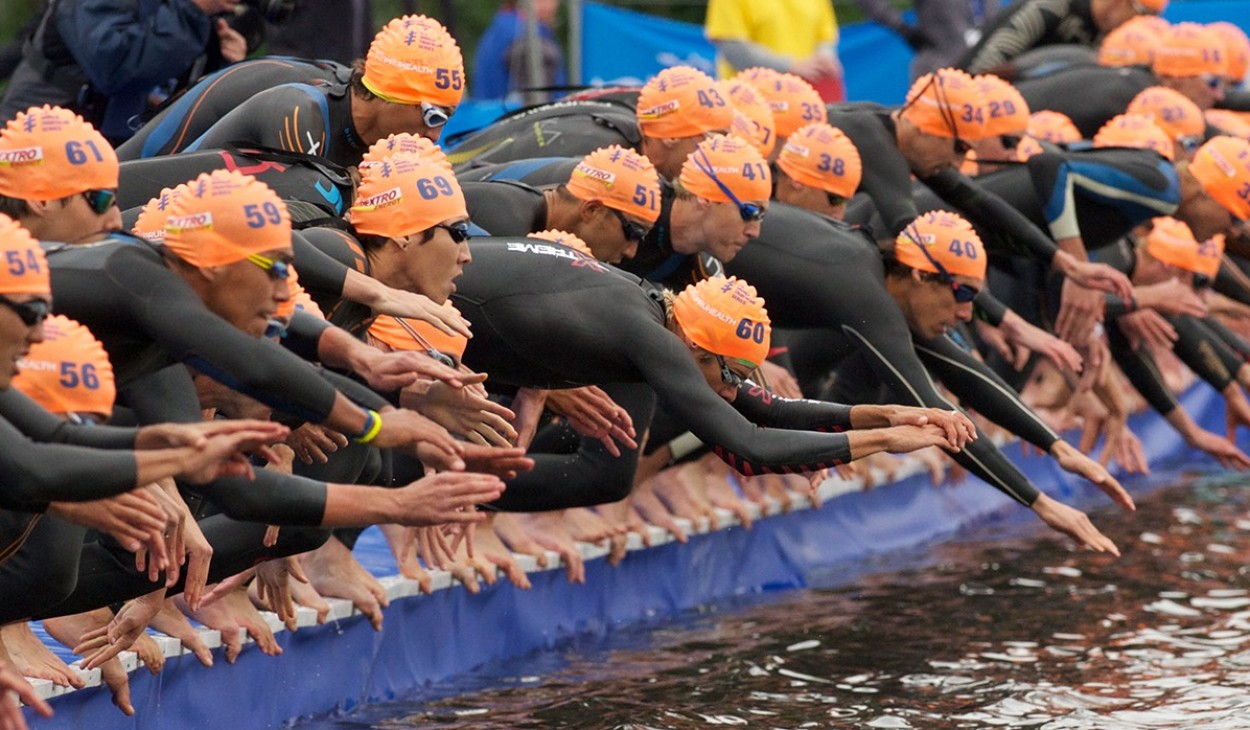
[895,210,987,280]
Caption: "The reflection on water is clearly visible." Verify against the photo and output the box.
[305,474,1250,729]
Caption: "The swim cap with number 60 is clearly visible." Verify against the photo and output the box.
[673,276,771,369]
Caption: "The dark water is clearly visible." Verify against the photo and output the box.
[305,473,1250,729]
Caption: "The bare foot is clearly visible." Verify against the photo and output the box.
[630,479,688,543]
[563,508,628,566]
[177,584,281,663]
[289,576,332,623]
[132,633,164,675]
[491,514,552,568]
[149,599,213,667]
[378,523,433,593]
[506,513,586,584]
[0,623,83,689]
[41,607,113,672]
[472,517,531,590]
[649,462,716,525]
[299,537,388,631]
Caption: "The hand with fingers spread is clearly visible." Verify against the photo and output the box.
[75,590,165,671]
[1049,440,1135,512]
[996,311,1084,373]
[546,386,638,457]
[250,557,310,631]
[1117,309,1178,351]
[1030,494,1121,557]
[134,418,287,450]
[403,375,518,446]
[388,472,506,527]
[47,489,169,568]
[1055,253,1134,299]
[1056,278,1106,345]
[373,407,465,470]
[286,423,349,465]
[356,348,467,392]
[177,424,294,484]
[1133,278,1209,318]
[1188,427,1250,470]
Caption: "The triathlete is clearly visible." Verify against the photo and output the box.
[148,15,466,168]
[1093,217,1250,467]
[1015,22,1233,137]
[770,122,862,220]
[117,56,350,161]
[462,144,661,263]
[823,67,1134,344]
[957,0,1166,75]
[449,65,732,180]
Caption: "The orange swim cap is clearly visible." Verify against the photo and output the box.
[351,152,468,239]
[636,66,734,139]
[1210,21,1250,82]
[1206,109,1250,139]
[1145,216,1222,277]
[1189,135,1250,221]
[273,264,324,322]
[164,170,292,268]
[895,210,987,280]
[361,132,450,173]
[131,185,185,244]
[0,213,49,297]
[0,106,118,200]
[900,68,989,141]
[565,145,662,224]
[976,75,1030,137]
[1015,136,1046,161]
[721,79,777,157]
[673,275,771,368]
[362,15,464,108]
[1127,86,1205,144]
[1099,16,1168,67]
[777,123,862,198]
[368,309,468,361]
[1026,110,1082,144]
[530,229,594,257]
[1153,22,1227,78]
[735,68,826,139]
[1093,114,1175,161]
[678,134,771,204]
[12,316,114,418]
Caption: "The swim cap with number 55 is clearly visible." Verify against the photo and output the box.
[363,15,465,107]
[0,105,117,200]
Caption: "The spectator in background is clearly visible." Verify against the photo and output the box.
[705,0,844,102]
[267,0,374,65]
[853,0,1000,79]
[0,0,248,145]
[472,0,567,103]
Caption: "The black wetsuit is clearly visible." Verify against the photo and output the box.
[118,146,354,218]
[462,180,549,235]
[1000,44,1099,82]
[1016,66,1155,137]
[448,99,641,171]
[117,57,350,161]
[451,239,859,483]
[957,0,1101,75]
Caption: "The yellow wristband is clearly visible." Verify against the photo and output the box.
[353,409,384,444]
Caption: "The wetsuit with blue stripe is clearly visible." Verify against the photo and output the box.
[116,57,349,161]
[177,74,365,169]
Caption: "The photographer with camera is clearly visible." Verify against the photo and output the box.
[0,0,274,145]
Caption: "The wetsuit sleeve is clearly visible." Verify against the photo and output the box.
[1024,149,1179,244]
[105,246,338,423]
[1214,257,1250,308]
[0,417,138,511]
[291,229,349,298]
[914,334,1061,451]
[186,84,330,157]
[922,167,1059,261]
[727,384,855,431]
[1107,320,1180,415]
[0,388,136,449]
[1202,316,1250,363]
[959,1,1062,74]
[1170,315,1238,391]
[624,317,853,474]
[973,290,1008,326]
[315,367,391,411]
[57,0,212,95]
[827,113,918,237]
[280,310,334,363]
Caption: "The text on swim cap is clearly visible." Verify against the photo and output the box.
[243,202,284,228]
[0,146,44,166]
[416,176,456,199]
[65,140,106,165]
[735,318,766,343]
[167,212,214,233]
[356,187,404,210]
[5,249,42,277]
